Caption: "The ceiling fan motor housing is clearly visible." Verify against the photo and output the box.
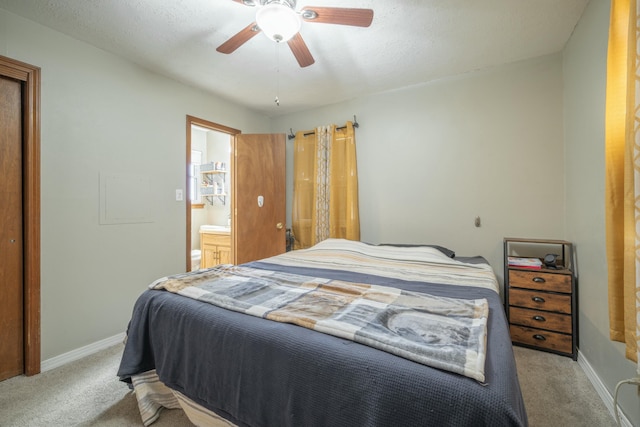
[243,0,297,8]
[256,0,301,42]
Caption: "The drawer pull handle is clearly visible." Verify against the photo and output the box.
[532,277,546,283]
[532,296,546,303]
[533,315,546,322]
[533,334,546,341]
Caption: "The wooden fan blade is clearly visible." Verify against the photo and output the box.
[287,33,315,68]
[301,7,373,27]
[216,22,261,54]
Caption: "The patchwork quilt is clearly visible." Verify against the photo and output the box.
[151,264,489,382]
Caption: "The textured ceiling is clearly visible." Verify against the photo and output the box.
[0,0,589,117]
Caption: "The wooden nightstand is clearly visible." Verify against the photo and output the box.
[503,238,577,360]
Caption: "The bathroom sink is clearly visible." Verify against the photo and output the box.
[200,225,230,233]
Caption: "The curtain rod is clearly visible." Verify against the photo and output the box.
[287,115,359,140]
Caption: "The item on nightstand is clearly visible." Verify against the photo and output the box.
[507,256,543,269]
[543,253,559,269]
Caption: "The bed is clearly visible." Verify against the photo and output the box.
[117,238,528,426]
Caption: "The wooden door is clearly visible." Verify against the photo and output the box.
[233,134,286,264]
[0,75,24,381]
[0,56,40,378]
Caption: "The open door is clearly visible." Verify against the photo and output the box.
[233,133,286,264]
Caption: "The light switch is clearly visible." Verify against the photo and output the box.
[176,189,183,201]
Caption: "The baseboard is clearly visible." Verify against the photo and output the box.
[41,332,125,373]
[578,349,632,427]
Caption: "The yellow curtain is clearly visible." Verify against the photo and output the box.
[292,129,316,249]
[605,0,640,369]
[330,122,360,241]
[292,121,360,249]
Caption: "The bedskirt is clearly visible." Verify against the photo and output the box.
[131,370,235,426]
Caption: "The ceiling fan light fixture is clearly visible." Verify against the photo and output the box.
[256,1,302,43]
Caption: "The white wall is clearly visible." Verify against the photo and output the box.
[0,8,271,360]
[564,0,639,425]
[272,54,566,287]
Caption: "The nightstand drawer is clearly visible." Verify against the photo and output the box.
[508,306,572,334]
[509,288,571,314]
[510,325,572,354]
[509,270,572,293]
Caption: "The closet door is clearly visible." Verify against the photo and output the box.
[0,56,41,378]
[0,75,24,381]
[233,133,286,264]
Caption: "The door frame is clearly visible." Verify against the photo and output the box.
[0,55,41,376]
[185,115,240,271]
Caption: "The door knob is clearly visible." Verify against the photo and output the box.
[276,222,284,230]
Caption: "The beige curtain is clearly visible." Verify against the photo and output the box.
[605,0,640,370]
[292,121,360,249]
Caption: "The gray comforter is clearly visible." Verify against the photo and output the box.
[118,257,527,426]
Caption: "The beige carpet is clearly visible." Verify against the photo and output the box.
[513,346,617,427]
[0,343,616,426]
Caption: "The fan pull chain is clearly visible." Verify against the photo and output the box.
[274,43,280,106]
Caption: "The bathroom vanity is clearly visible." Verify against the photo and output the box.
[200,226,231,268]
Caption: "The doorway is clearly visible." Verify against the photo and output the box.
[0,55,41,379]
[186,116,239,271]
[185,116,287,270]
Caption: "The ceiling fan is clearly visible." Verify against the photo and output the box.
[216,0,374,67]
